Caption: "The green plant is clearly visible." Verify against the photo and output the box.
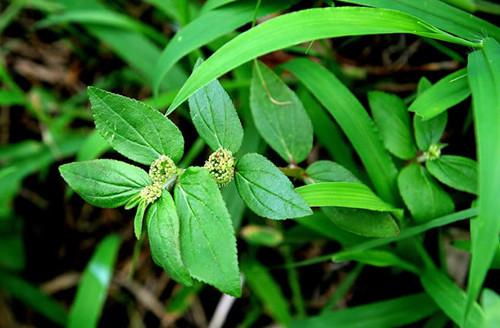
[59,74,312,296]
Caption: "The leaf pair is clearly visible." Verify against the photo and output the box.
[188,61,312,220]
[368,81,477,222]
[60,87,240,295]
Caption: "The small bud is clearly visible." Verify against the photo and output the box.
[425,144,442,161]
[140,183,162,204]
[204,148,235,186]
[149,155,177,185]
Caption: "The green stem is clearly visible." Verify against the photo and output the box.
[476,0,500,14]
[279,166,306,180]
[281,245,306,318]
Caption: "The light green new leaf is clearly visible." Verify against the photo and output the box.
[153,0,297,93]
[413,112,447,151]
[133,201,146,239]
[409,69,470,120]
[147,192,192,286]
[398,163,454,222]
[250,61,313,163]
[285,59,399,204]
[240,225,283,247]
[339,0,500,42]
[466,37,500,317]
[296,182,402,216]
[188,61,243,153]
[68,235,121,328]
[241,258,291,326]
[426,155,477,194]
[175,167,240,296]
[291,293,438,328]
[89,87,184,165]
[305,160,359,184]
[0,271,67,326]
[167,6,479,113]
[334,249,420,274]
[420,268,485,328]
[235,153,312,220]
[368,91,416,159]
[482,289,500,328]
[59,159,150,208]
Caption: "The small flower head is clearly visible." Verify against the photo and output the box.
[149,155,177,185]
[140,183,162,204]
[425,144,442,161]
[204,148,235,186]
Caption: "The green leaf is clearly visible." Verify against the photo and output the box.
[250,61,313,163]
[298,88,361,176]
[133,201,146,239]
[153,0,297,93]
[296,182,402,215]
[295,211,367,246]
[167,6,478,113]
[147,191,192,286]
[59,159,150,208]
[305,160,359,184]
[338,0,500,42]
[323,207,400,238]
[188,61,243,153]
[241,258,291,326]
[0,271,67,326]
[334,249,420,273]
[420,267,485,328]
[285,59,399,204]
[291,293,438,328]
[174,167,240,296]
[426,155,477,194]
[68,235,121,328]
[414,112,447,151]
[398,163,454,222]
[409,69,470,120]
[482,289,500,328]
[235,153,312,220]
[89,87,184,165]
[368,91,416,160]
[466,37,500,316]
[0,217,25,270]
[240,225,283,247]
[76,130,111,161]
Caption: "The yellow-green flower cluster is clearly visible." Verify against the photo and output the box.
[425,144,442,161]
[204,148,235,186]
[149,155,177,185]
[140,183,162,204]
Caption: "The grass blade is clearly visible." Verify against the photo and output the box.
[286,58,398,204]
[68,235,121,328]
[0,271,67,326]
[167,6,479,113]
[296,182,401,215]
[153,0,297,94]
[339,0,500,41]
[292,293,437,328]
[465,37,500,318]
[409,69,470,120]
